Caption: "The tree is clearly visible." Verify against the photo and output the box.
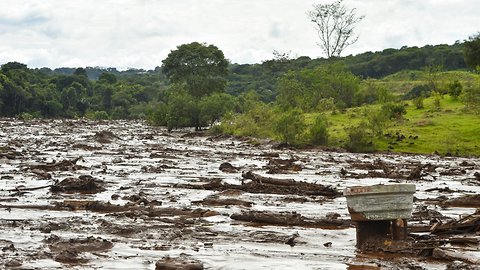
[307,0,364,58]
[162,42,229,97]
[199,93,236,126]
[463,33,480,70]
[274,108,306,146]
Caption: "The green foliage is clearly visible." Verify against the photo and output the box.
[276,62,360,111]
[355,79,394,105]
[413,96,424,109]
[431,91,442,111]
[199,93,236,126]
[219,101,276,138]
[306,114,329,145]
[447,80,463,98]
[85,110,110,120]
[148,84,199,130]
[162,42,229,97]
[18,112,34,121]
[461,83,480,113]
[403,84,431,100]
[381,102,406,120]
[274,108,306,145]
[365,107,390,136]
[344,122,375,152]
[463,33,480,70]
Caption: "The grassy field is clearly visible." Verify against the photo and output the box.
[321,94,480,156]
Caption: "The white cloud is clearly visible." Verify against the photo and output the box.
[0,0,478,68]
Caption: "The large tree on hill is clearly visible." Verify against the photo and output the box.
[307,0,364,59]
[162,42,229,97]
[463,32,480,70]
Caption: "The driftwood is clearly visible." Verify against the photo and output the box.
[242,171,297,186]
[433,248,480,264]
[443,195,480,208]
[230,210,352,229]
[174,175,340,197]
[409,214,480,235]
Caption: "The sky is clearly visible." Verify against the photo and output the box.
[0,0,478,69]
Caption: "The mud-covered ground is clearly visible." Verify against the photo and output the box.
[0,119,479,270]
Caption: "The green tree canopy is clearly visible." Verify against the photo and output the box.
[162,42,229,97]
[463,33,480,70]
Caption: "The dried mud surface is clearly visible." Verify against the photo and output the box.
[0,118,479,269]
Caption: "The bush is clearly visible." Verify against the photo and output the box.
[431,91,442,111]
[381,102,406,120]
[403,84,431,100]
[274,108,306,146]
[366,108,390,136]
[85,110,109,120]
[307,115,329,145]
[447,80,463,98]
[345,122,375,153]
[18,112,34,121]
[412,96,424,109]
[461,84,480,113]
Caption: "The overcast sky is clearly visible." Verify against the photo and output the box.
[0,0,478,69]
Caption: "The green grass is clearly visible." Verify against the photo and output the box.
[319,95,480,156]
[373,70,480,95]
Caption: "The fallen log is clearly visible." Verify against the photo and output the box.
[192,197,253,207]
[230,210,352,229]
[432,248,480,264]
[174,177,340,197]
[443,194,480,208]
[242,171,296,186]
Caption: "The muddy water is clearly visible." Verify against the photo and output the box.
[0,119,478,269]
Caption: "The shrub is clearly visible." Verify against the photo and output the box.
[403,84,431,100]
[307,115,329,145]
[412,96,424,109]
[18,112,34,121]
[447,80,462,99]
[85,110,109,120]
[366,108,390,136]
[345,122,375,153]
[274,108,306,146]
[431,91,442,111]
[461,84,480,113]
[381,102,406,120]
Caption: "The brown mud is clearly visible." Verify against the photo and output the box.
[0,119,479,269]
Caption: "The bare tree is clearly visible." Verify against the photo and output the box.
[307,0,364,58]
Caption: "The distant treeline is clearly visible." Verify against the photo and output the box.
[0,42,468,118]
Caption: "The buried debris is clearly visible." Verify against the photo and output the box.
[192,196,253,207]
[29,157,84,172]
[47,235,113,264]
[219,162,239,173]
[155,255,204,270]
[94,130,120,143]
[230,210,351,229]
[175,172,339,197]
[51,175,106,193]
[443,194,480,208]
[265,156,303,174]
